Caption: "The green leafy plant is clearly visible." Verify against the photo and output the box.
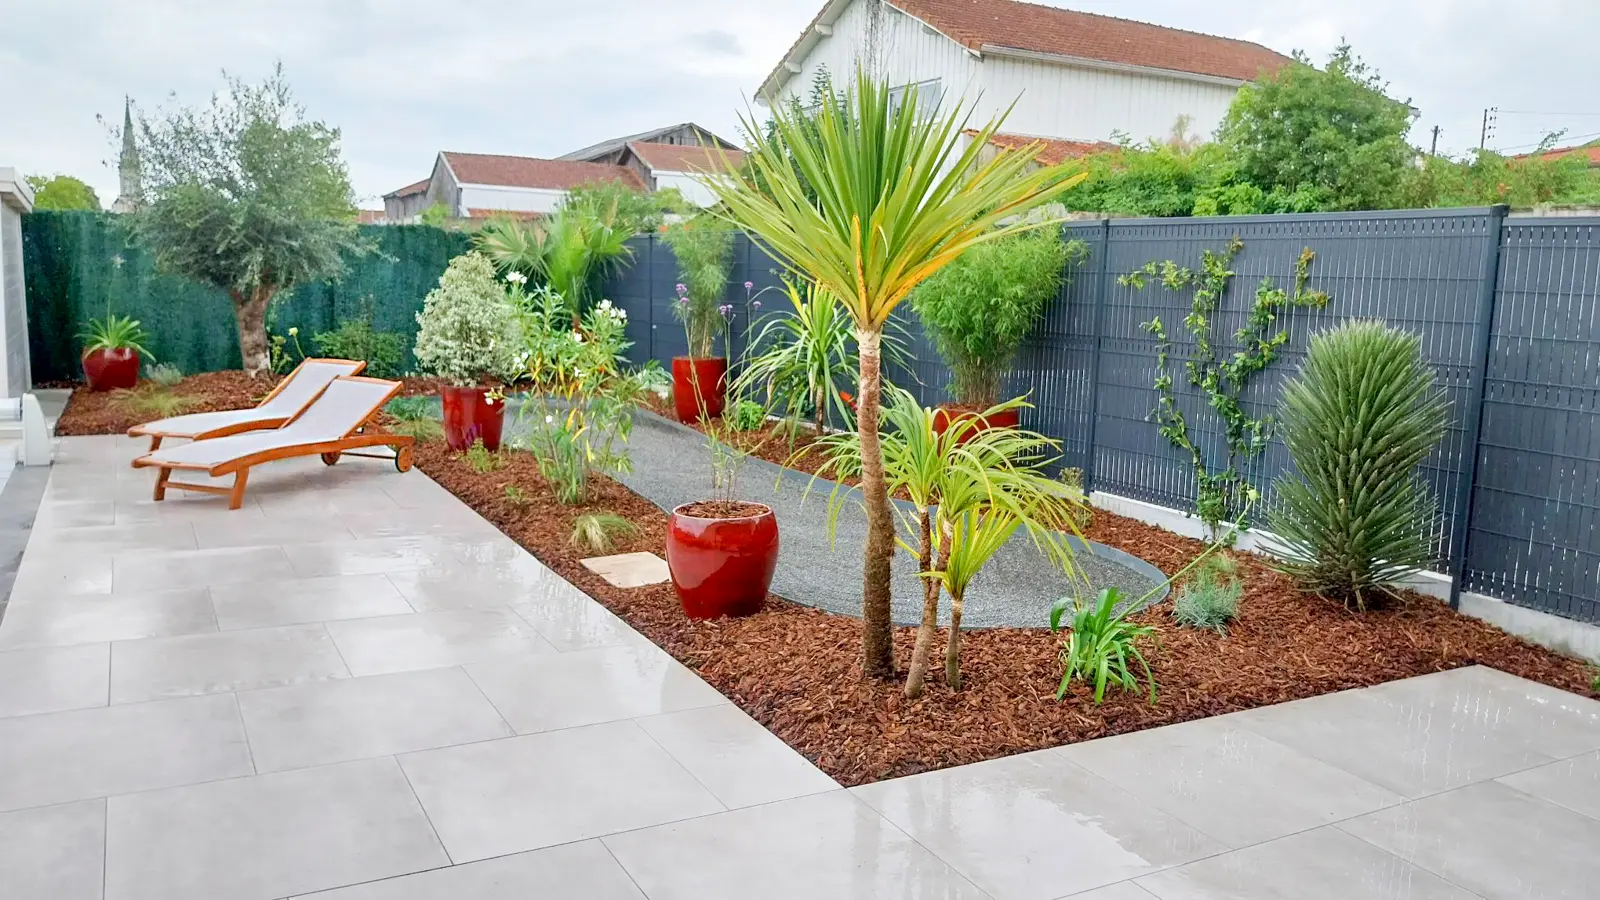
[504,484,530,508]
[1172,555,1242,634]
[664,215,736,359]
[727,399,766,432]
[78,311,152,357]
[315,303,405,377]
[1591,666,1600,694]
[25,174,100,211]
[463,439,501,474]
[1124,238,1328,535]
[269,325,308,375]
[707,67,1086,680]
[1268,320,1449,609]
[144,361,184,388]
[110,385,193,418]
[1050,587,1158,704]
[474,193,635,319]
[383,396,444,443]
[1058,466,1092,530]
[413,252,522,386]
[910,230,1084,407]
[570,512,640,555]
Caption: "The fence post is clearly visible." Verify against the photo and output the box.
[645,233,657,365]
[1446,203,1508,610]
[1080,217,1112,492]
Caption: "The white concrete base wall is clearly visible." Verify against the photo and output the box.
[1089,490,1600,665]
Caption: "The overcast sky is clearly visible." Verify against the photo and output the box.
[3,0,1595,209]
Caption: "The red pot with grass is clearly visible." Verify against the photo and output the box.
[932,403,1020,443]
[666,501,778,619]
[82,347,141,392]
[672,357,727,422]
[440,385,505,452]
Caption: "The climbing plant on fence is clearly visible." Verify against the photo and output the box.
[22,211,469,380]
[1119,237,1329,536]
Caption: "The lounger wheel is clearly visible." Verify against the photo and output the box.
[395,446,414,473]
[320,452,341,466]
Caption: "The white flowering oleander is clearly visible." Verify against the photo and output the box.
[413,251,523,385]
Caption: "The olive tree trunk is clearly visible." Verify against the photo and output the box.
[229,284,276,377]
[856,327,896,680]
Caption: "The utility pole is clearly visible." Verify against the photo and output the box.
[1431,125,1441,156]
[1479,107,1498,151]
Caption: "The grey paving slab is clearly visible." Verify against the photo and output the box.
[464,643,726,734]
[1235,667,1600,798]
[635,704,839,809]
[853,748,1226,900]
[191,514,359,550]
[509,589,643,651]
[1069,885,1161,900]
[1497,749,1600,820]
[0,693,253,811]
[237,668,514,773]
[1059,715,1404,848]
[0,799,106,900]
[113,496,269,524]
[0,643,109,718]
[1136,826,1483,900]
[10,550,114,595]
[104,757,449,900]
[33,499,117,529]
[383,556,569,613]
[602,790,992,900]
[109,623,351,703]
[283,535,465,578]
[291,841,646,900]
[24,521,197,553]
[1340,780,1600,900]
[0,588,217,649]
[112,545,293,592]
[398,720,725,863]
[325,608,556,676]
[0,464,50,625]
[210,573,414,630]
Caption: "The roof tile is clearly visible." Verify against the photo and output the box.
[441,152,645,191]
[627,142,747,173]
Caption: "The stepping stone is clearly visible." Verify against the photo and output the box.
[582,552,670,588]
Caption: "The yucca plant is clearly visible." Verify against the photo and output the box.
[708,69,1086,678]
[1267,320,1449,609]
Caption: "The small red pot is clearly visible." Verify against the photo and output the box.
[666,502,779,619]
[82,347,140,392]
[672,357,727,422]
[440,385,505,452]
[932,404,1020,443]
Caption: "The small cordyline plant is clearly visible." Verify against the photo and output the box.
[413,252,522,386]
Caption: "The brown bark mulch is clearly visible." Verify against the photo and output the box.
[413,437,1600,788]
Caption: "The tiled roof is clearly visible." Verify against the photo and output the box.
[441,152,646,191]
[355,209,387,224]
[627,142,747,173]
[761,0,1293,96]
[969,130,1118,164]
[1516,144,1600,166]
[383,178,429,199]
[466,209,545,220]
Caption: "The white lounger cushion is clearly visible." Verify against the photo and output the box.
[137,360,363,436]
[141,378,400,470]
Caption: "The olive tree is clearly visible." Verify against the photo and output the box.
[129,65,366,374]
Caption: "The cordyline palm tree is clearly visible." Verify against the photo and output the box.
[707,71,1084,678]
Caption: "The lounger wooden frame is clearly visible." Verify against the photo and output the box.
[132,376,414,511]
[127,357,367,451]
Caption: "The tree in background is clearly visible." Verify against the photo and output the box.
[1402,137,1600,209]
[129,64,367,375]
[24,175,101,210]
[1216,44,1414,212]
[563,179,688,234]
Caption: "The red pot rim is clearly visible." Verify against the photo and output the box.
[82,346,137,359]
[670,501,773,523]
[672,356,727,363]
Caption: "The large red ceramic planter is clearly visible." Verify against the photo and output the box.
[440,385,505,452]
[666,501,779,619]
[672,356,727,422]
[932,404,1020,443]
[82,347,140,392]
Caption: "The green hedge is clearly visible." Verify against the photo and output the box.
[22,211,471,381]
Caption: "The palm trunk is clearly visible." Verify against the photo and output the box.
[942,520,965,689]
[903,509,937,698]
[856,327,895,679]
[230,284,275,377]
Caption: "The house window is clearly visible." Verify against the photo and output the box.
[887,78,943,121]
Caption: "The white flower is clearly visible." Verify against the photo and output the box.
[598,299,613,310]
[616,309,628,320]
[505,271,527,285]
[545,414,554,424]
[573,369,585,380]
[572,332,585,344]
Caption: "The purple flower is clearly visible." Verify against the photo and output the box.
[744,281,754,291]
[677,297,689,306]
[751,300,762,310]
[675,283,688,296]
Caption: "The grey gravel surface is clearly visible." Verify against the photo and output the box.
[594,409,1163,629]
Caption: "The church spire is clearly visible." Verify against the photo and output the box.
[112,97,142,213]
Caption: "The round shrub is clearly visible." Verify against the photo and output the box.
[413,252,521,385]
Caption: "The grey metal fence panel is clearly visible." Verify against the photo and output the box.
[1465,217,1600,621]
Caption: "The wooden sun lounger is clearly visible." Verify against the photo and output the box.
[131,376,414,510]
[128,357,366,451]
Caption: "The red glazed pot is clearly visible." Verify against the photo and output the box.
[666,502,779,619]
[932,403,1020,443]
[440,385,505,452]
[672,356,727,422]
[82,347,140,392]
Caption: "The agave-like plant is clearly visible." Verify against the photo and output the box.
[1267,319,1449,609]
[707,69,1085,678]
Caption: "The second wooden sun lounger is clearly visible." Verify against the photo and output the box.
[131,376,414,510]
[128,357,366,451]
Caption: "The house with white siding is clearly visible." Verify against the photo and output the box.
[758,0,1294,159]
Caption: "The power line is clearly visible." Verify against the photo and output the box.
[1494,110,1600,117]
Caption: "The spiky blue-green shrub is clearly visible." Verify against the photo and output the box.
[1268,320,1449,608]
